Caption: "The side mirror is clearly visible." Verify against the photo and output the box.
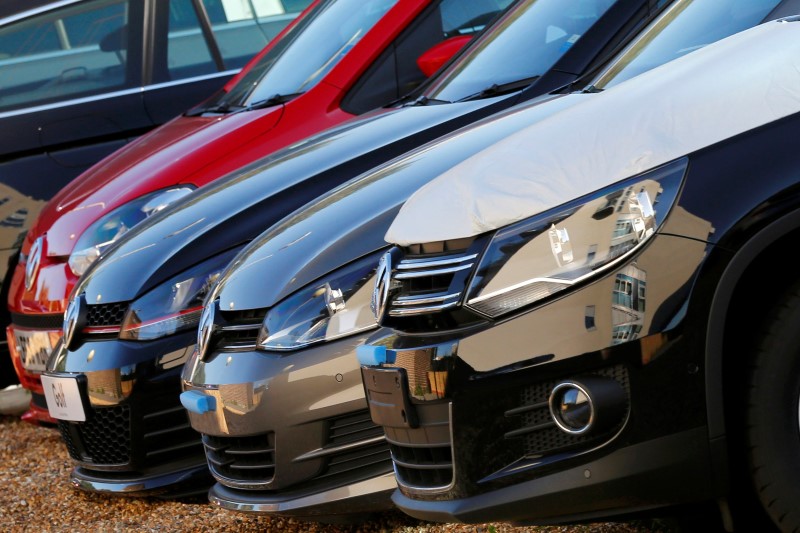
[416,35,472,78]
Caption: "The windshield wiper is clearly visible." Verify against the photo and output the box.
[403,95,452,107]
[240,92,302,112]
[184,93,301,117]
[456,76,540,102]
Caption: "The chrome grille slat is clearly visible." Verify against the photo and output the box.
[393,293,461,306]
[394,263,472,279]
[388,301,459,316]
[396,253,477,268]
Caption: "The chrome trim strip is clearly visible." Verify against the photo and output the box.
[292,435,386,462]
[395,263,472,279]
[220,324,261,331]
[397,253,477,268]
[0,71,236,119]
[388,301,459,316]
[394,402,456,495]
[467,276,574,306]
[393,293,461,306]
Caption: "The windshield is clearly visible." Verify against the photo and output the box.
[207,0,397,109]
[422,0,619,103]
[591,0,782,90]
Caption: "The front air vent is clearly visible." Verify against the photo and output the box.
[214,308,266,351]
[202,433,276,483]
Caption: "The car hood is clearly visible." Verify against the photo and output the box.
[73,97,503,304]
[38,106,284,256]
[212,92,587,310]
[387,19,800,246]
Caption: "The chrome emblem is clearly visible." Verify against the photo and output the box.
[62,294,84,350]
[371,251,393,322]
[25,236,44,291]
[196,302,216,360]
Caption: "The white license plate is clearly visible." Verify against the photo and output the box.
[41,374,86,422]
[12,329,56,373]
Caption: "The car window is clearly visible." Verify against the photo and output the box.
[201,0,314,70]
[0,0,133,113]
[423,0,619,103]
[590,0,782,90]
[167,0,310,78]
[341,0,514,114]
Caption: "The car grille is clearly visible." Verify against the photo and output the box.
[383,401,452,490]
[86,302,128,327]
[505,365,630,457]
[213,307,265,351]
[203,410,391,488]
[10,312,62,329]
[203,432,277,483]
[57,395,203,469]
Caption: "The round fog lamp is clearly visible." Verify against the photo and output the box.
[548,376,628,436]
[550,382,594,434]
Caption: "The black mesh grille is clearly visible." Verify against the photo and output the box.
[203,433,276,483]
[10,312,63,329]
[86,303,128,327]
[59,405,132,465]
[509,365,630,456]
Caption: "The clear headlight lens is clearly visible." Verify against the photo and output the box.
[464,158,687,318]
[119,249,237,341]
[68,187,194,276]
[257,251,381,351]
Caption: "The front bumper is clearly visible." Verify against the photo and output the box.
[7,322,62,425]
[48,330,211,497]
[182,330,396,517]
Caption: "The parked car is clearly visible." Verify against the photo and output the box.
[357,14,800,533]
[40,0,671,512]
[0,0,305,389]
[6,0,485,425]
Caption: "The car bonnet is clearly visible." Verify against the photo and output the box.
[70,98,495,304]
[386,19,800,245]
[211,92,584,311]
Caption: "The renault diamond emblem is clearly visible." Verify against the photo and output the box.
[371,251,393,322]
[25,236,44,291]
[63,294,86,350]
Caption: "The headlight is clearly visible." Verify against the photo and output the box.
[257,251,381,351]
[68,187,194,276]
[119,249,237,341]
[464,158,687,318]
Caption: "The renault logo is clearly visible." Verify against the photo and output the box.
[63,294,86,350]
[371,251,393,322]
[25,236,43,291]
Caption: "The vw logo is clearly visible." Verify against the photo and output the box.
[25,236,44,291]
[62,294,85,350]
[196,302,217,360]
[371,251,393,322]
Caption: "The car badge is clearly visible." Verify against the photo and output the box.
[25,236,44,291]
[196,302,216,360]
[63,294,85,350]
[371,251,393,322]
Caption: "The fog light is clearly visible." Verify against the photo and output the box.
[549,376,628,436]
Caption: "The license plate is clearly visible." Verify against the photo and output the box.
[361,366,418,429]
[41,374,86,422]
[11,329,58,373]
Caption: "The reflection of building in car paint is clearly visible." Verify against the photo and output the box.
[611,265,646,344]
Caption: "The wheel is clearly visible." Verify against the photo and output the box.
[746,282,800,532]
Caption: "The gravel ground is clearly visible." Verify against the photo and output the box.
[0,415,674,532]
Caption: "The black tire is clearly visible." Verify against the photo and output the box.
[746,282,800,533]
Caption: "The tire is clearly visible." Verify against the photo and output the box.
[746,282,800,533]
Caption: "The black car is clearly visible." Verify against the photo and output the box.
[177,0,796,522]
[358,14,800,533]
[42,0,669,511]
[0,0,306,387]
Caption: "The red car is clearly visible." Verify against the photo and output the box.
[8,0,485,424]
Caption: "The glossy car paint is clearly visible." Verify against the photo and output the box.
[0,0,295,388]
[7,0,470,424]
[360,15,800,532]
[42,0,669,510]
